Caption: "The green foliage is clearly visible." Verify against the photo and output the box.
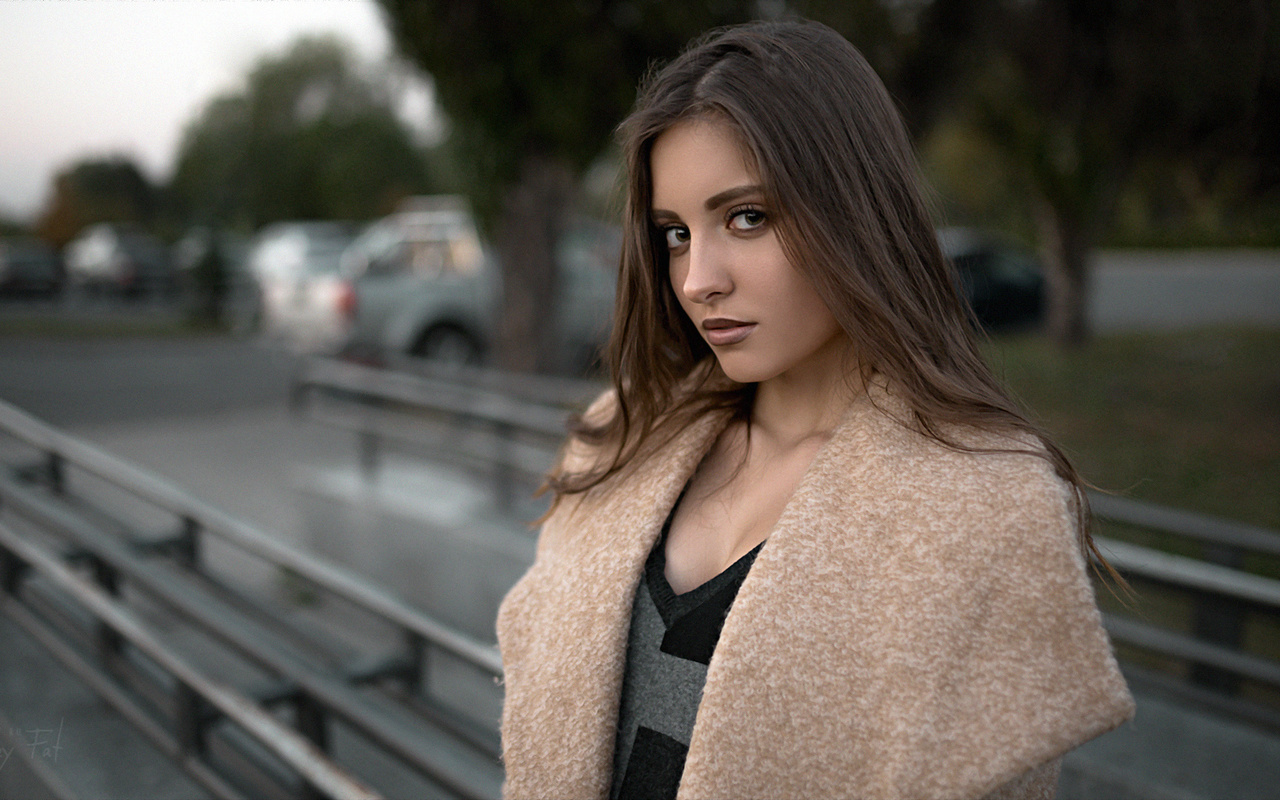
[920,115,1035,238]
[1106,159,1280,248]
[915,0,1279,248]
[377,0,762,222]
[170,36,433,230]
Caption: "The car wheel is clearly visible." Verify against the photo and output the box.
[414,326,482,366]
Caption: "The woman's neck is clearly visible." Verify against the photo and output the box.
[749,339,862,448]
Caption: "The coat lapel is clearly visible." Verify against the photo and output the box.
[679,388,903,797]
[677,388,1133,799]
[498,400,734,800]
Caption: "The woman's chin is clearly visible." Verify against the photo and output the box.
[712,355,777,386]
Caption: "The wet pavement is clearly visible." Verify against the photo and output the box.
[3,333,1280,797]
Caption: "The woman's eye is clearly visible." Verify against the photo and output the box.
[729,208,766,232]
[663,226,690,249]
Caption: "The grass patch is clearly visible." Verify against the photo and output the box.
[0,308,219,339]
[985,326,1280,530]
[990,327,1280,692]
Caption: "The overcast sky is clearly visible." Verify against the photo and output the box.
[0,0,432,222]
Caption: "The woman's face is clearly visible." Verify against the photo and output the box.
[650,117,846,385]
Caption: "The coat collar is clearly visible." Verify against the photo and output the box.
[498,382,1133,800]
[514,385,900,795]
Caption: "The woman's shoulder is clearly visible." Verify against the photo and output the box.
[822,383,1078,542]
[858,378,1061,479]
[895,417,1070,516]
[556,387,620,475]
[558,363,734,476]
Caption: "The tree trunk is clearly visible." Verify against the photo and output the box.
[495,156,574,373]
[1033,198,1092,347]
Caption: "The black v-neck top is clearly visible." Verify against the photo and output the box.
[610,504,765,800]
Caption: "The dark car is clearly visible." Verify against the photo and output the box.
[0,237,62,297]
[938,227,1045,330]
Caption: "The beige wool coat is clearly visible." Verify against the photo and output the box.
[496,383,1134,800]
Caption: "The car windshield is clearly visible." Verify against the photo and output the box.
[990,250,1039,282]
[305,243,348,275]
[251,226,352,280]
[344,213,485,278]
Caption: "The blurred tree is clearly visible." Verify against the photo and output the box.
[35,157,158,250]
[377,0,772,372]
[170,36,432,231]
[381,0,1275,356]
[909,0,1275,345]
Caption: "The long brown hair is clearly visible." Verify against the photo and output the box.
[548,19,1106,567]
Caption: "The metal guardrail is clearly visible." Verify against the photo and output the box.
[1088,495,1280,722]
[20,354,1273,795]
[0,397,503,679]
[291,357,591,510]
[1092,492,1280,558]
[0,519,379,800]
[0,397,504,800]
[294,357,1280,730]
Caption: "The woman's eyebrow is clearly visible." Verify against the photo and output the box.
[703,184,762,210]
[651,184,764,221]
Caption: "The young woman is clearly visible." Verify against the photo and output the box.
[497,19,1133,800]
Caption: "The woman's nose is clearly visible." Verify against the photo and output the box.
[679,235,733,304]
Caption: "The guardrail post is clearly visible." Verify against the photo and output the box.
[1191,543,1246,695]
[46,451,65,495]
[293,691,330,800]
[493,421,515,513]
[176,516,201,571]
[296,692,328,750]
[294,691,330,800]
[90,556,124,661]
[405,631,427,695]
[1,546,27,596]
[174,682,207,757]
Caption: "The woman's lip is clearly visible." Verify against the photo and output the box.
[703,322,756,346]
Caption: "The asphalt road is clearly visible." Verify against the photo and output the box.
[1090,249,1280,330]
[0,334,356,592]
[3,249,1275,426]
[0,335,301,427]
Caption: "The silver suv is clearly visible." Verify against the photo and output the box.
[340,196,617,372]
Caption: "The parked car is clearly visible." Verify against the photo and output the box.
[64,223,175,298]
[245,222,356,353]
[552,217,621,371]
[937,227,1045,330]
[339,196,618,373]
[0,237,62,297]
[340,197,495,364]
